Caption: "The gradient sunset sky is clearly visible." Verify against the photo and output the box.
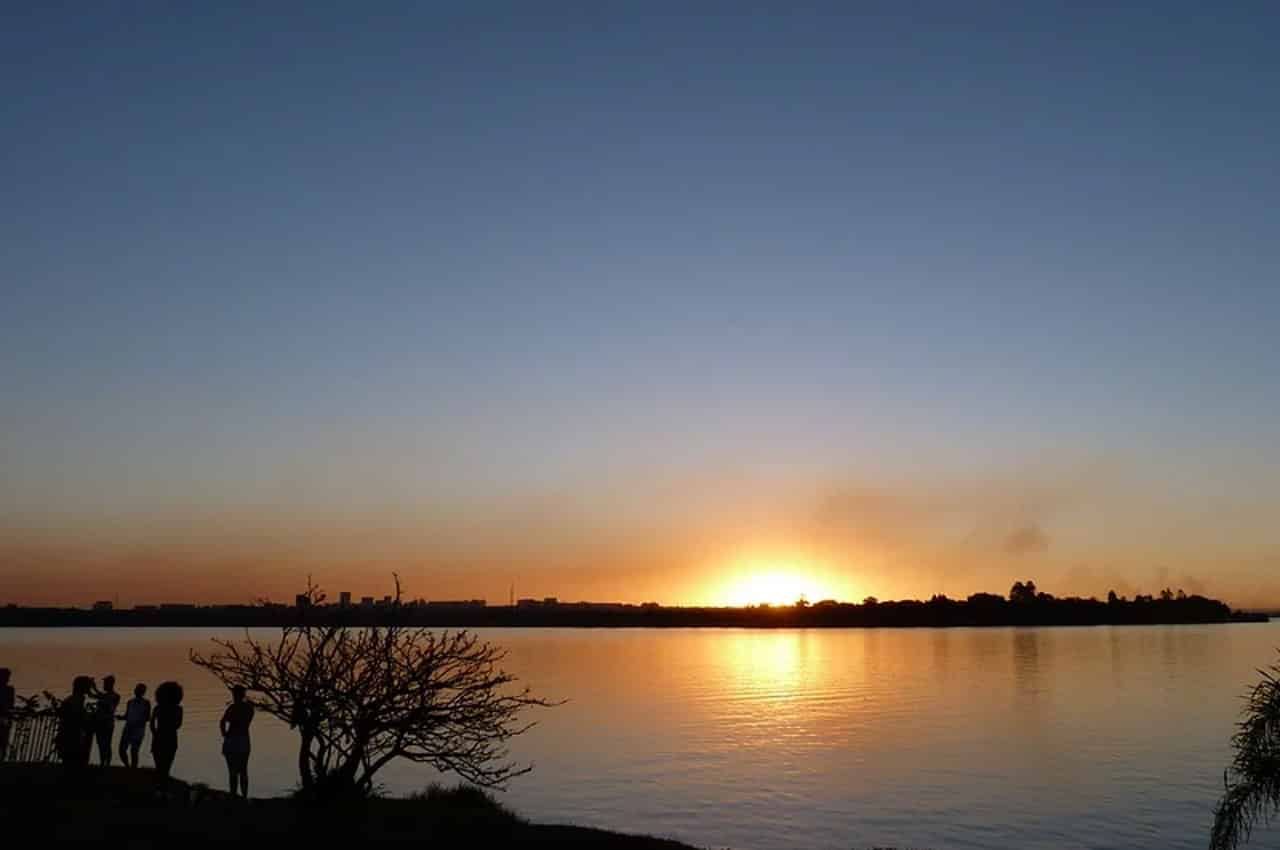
[3,3,1278,607]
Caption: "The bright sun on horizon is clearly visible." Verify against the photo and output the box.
[720,561,838,607]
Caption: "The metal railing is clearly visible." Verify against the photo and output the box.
[3,709,60,763]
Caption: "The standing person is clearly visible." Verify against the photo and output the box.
[92,675,120,766]
[0,668,13,761]
[118,683,150,768]
[56,676,94,768]
[149,681,183,780]
[219,685,254,798]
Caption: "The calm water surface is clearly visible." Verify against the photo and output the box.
[2,623,1276,850]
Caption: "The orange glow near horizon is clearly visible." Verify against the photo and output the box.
[717,557,847,607]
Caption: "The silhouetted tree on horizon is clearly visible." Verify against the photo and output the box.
[1009,580,1038,604]
[190,577,557,799]
[1210,654,1280,849]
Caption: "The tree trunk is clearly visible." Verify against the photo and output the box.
[337,741,364,789]
[298,731,314,788]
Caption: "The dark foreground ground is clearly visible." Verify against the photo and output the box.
[0,764,701,848]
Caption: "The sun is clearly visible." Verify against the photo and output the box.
[721,562,832,607]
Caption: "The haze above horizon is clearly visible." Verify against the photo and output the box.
[2,3,1278,608]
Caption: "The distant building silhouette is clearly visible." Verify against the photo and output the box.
[92,600,113,611]
[338,592,351,608]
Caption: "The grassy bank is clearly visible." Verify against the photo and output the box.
[0,763,701,847]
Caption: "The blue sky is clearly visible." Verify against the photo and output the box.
[2,2,1278,604]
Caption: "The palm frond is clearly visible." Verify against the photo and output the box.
[1210,655,1280,850]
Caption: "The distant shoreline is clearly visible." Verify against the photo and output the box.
[0,595,1267,629]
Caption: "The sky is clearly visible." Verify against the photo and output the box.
[2,2,1278,607]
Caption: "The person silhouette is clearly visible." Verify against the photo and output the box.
[92,675,120,766]
[118,683,150,768]
[220,685,254,798]
[56,676,95,769]
[0,668,13,762]
[150,681,183,780]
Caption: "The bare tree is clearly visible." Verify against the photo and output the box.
[1211,656,1280,850]
[190,578,556,798]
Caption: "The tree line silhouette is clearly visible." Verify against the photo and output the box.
[0,579,1255,629]
[761,581,1241,629]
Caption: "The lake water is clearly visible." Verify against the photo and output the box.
[2,623,1276,849]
